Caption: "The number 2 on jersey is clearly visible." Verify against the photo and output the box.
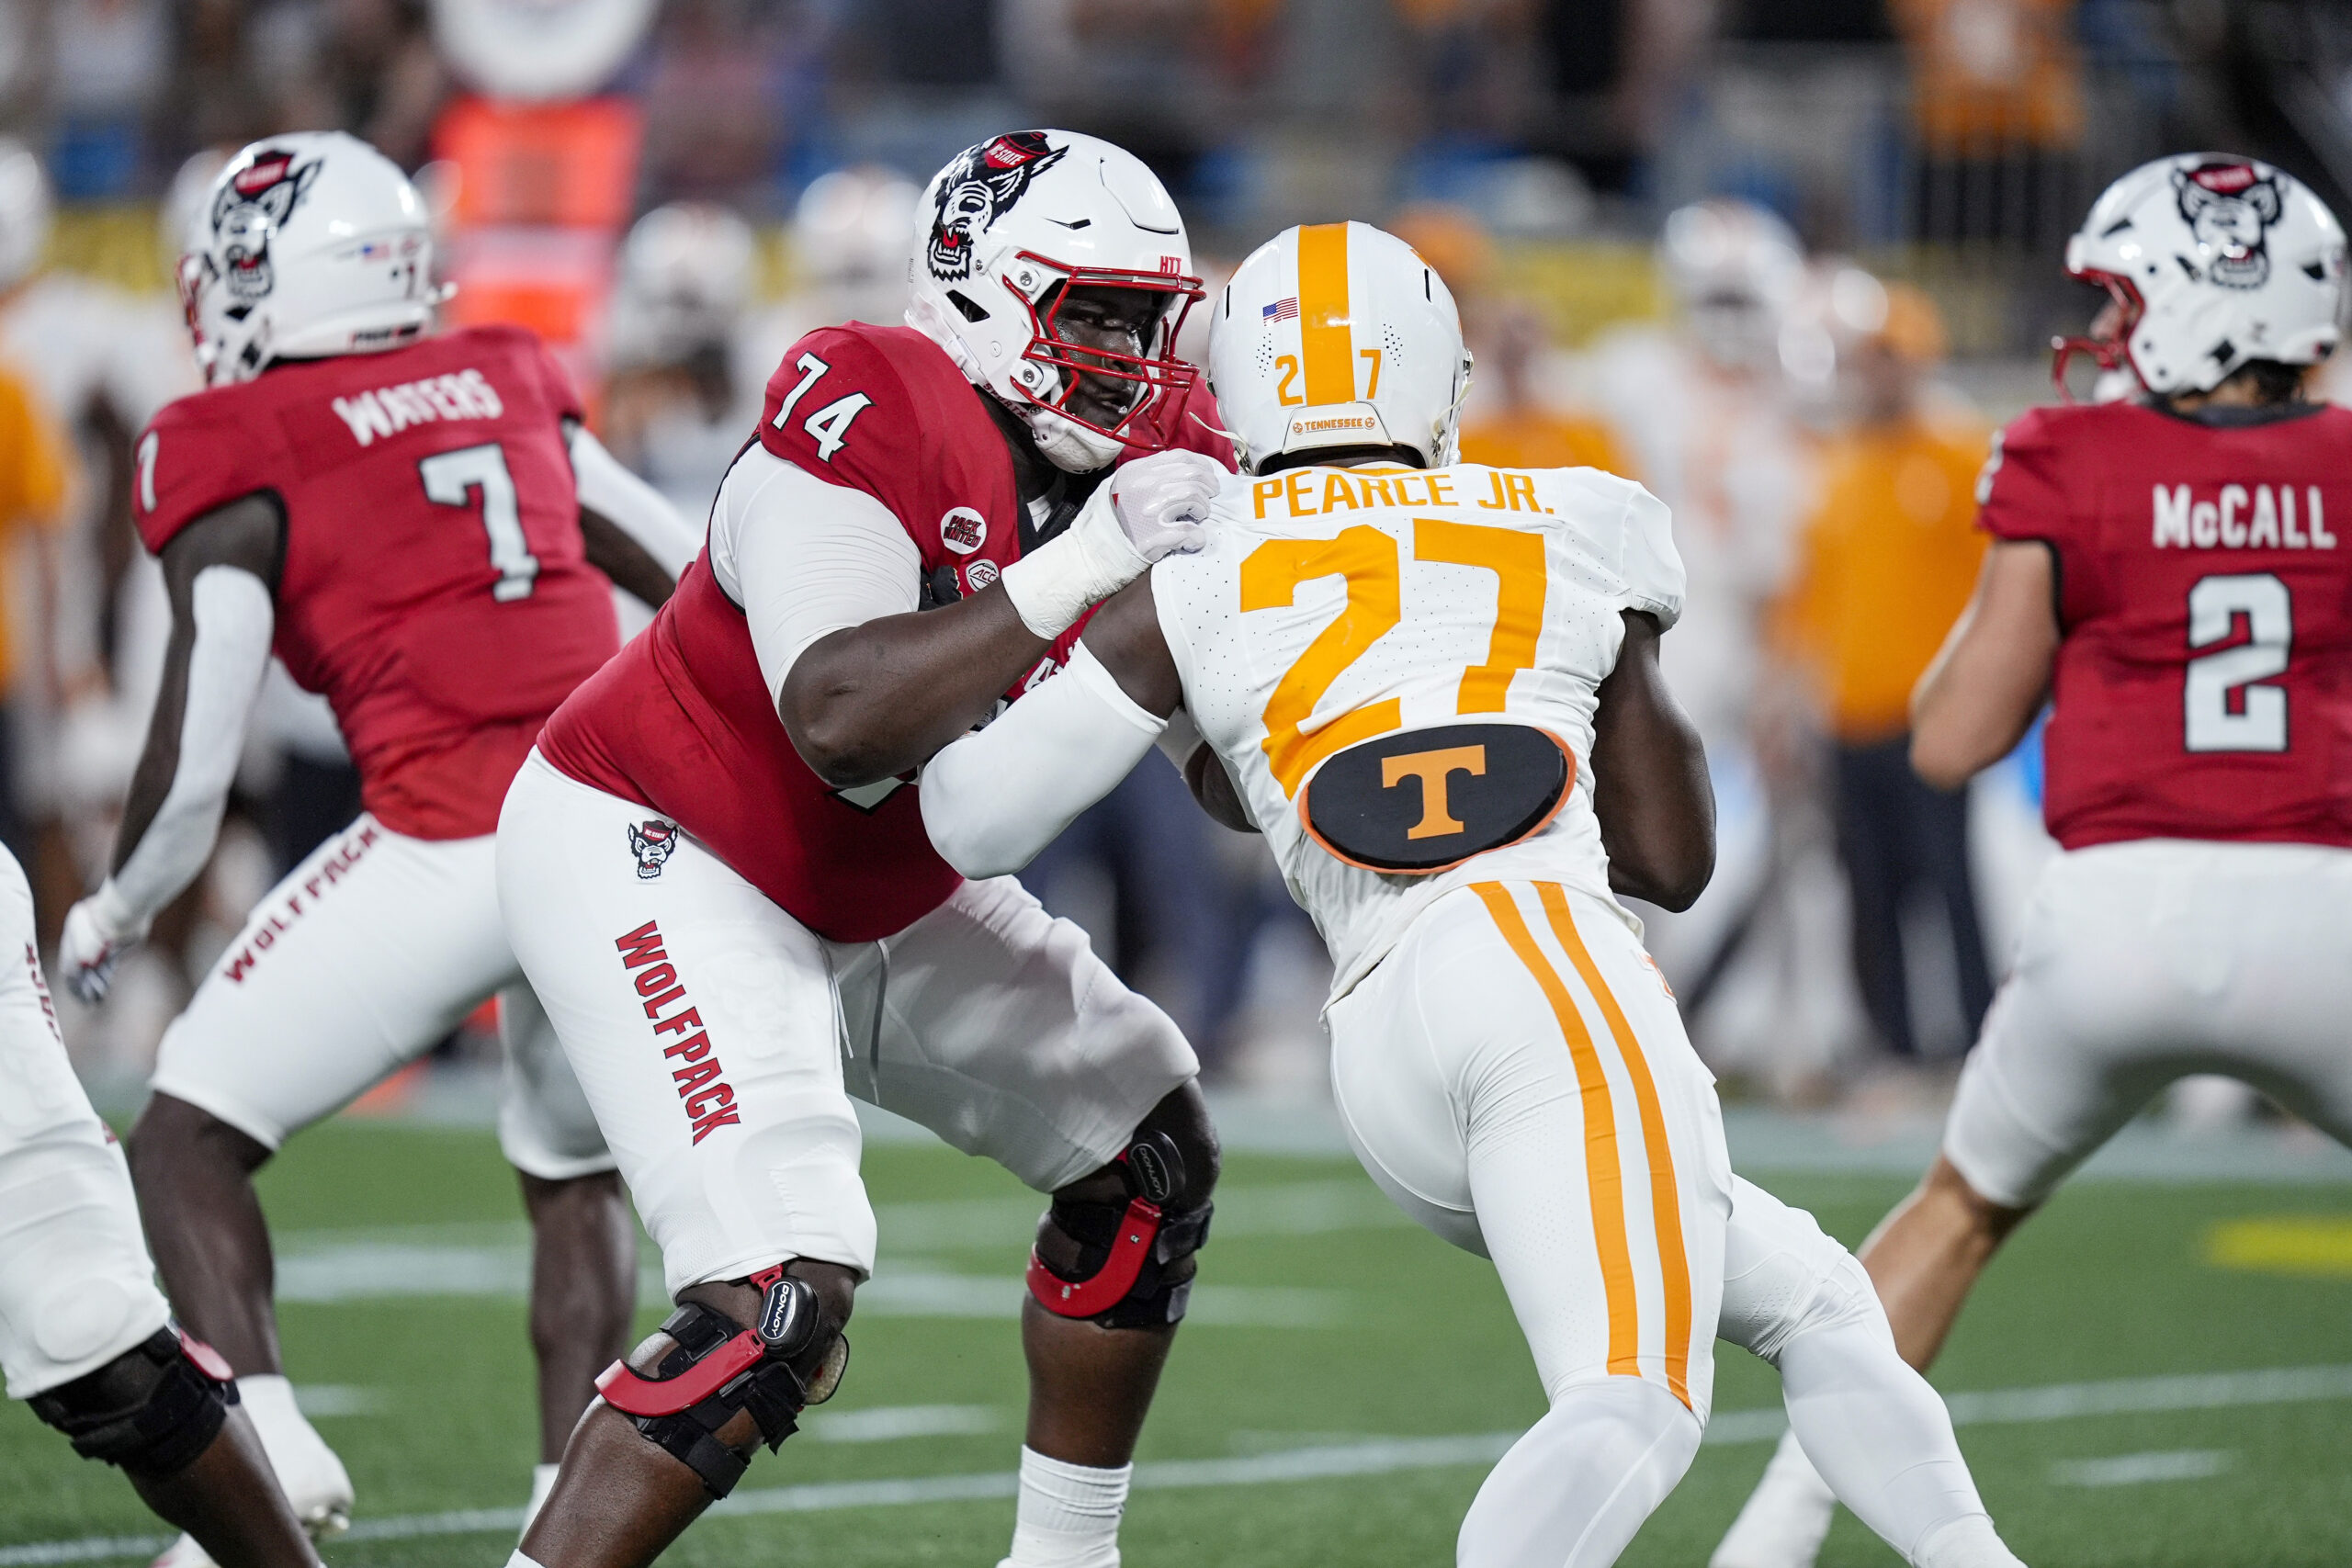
[1242,520,1548,795]
[2185,571,2291,752]
[421,443,537,602]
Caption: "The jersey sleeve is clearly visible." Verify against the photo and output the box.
[1973,407,2074,547]
[756,326,934,524]
[1617,481,1685,630]
[133,396,283,555]
[529,337,587,425]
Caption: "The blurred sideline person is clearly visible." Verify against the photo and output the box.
[1584,199,1834,1077]
[921,220,2026,1568]
[1714,152,2352,1568]
[495,130,1231,1568]
[1775,277,1992,1064]
[1389,203,1633,479]
[53,133,701,1561]
[0,844,322,1568]
[601,170,921,530]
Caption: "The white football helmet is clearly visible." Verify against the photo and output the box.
[905,130,1203,472]
[1207,220,1472,475]
[1658,198,1805,373]
[609,201,756,369]
[795,166,919,326]
[0,140,51,295]
[2055,152,2346,398]
[179,132,444,386]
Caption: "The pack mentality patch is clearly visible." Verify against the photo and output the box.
[1300,723,1573,874]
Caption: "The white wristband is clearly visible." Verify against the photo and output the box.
[999,522,1139,640]
[1155,705,1204,772]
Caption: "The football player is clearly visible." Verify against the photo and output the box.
[495,130,1230,1568]
[0,837,322,1568]
[920,221,2028,1568]
[52,133,701,1556]
[1711,152,2352,1568]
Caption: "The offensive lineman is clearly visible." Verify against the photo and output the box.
[1712,152,2352,1568]
[496,130,1229,1568]
[922,221,2029,1568]
[2,838,322,1566]
[52,133,700,1553]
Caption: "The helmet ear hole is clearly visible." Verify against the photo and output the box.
[946,289,991,323]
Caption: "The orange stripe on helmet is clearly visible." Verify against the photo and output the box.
[1295,222,1355,407]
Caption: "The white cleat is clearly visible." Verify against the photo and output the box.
[1710,1429,1838,1568]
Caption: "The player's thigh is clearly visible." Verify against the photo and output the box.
[149,818,513,1151]
[498,754,874,1295]
[1945,843,2265,1209]
[1326,908,1488,1258]
[2167,844,2352,1142]
[0,852,170,1397]
[1383,882,1730,1417]
[496,980,616,1180]
[832,875,1198,1195]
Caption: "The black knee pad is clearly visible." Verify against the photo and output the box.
[595,1270,848,1498]
[28,1328,236,1479]
[1028,1127,1216,1330]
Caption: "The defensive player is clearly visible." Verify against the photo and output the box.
[496,130,1229,1568]
[1,845,322,1568]
[51,133,700,1555]
[1712,152,2352,1568]
[920,220,2028,1568]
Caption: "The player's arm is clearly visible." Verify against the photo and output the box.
[780,449,1222,788]
[57,495,283,1002]
[919,574,1183,876]
[1908,539,2057,790]
[1589,609,1714,911]
[564,420,697,607]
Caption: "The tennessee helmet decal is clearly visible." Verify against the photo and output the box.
[211,148,323,306]
[925,132,1069,283]
[2173,160,2285,290]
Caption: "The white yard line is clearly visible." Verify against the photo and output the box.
[7,1360,2347,1564]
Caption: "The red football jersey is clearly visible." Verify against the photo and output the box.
[538,323,1233,942]
[1979,400,2352,851]
[135,325,619,840]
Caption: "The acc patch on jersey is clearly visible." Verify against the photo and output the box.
[1301,723,1573,874]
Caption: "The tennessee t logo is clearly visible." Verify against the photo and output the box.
[1381,744,1487,840]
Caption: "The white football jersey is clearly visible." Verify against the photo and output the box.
[1153,459,1685,998]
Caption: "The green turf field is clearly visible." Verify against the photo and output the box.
[4,1117,2350,1567]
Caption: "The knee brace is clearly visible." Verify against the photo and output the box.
[594,1269,849,1498]
[27,1328,236,1479]
[1027,1128,1215,1330]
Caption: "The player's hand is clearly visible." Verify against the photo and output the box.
[58,884,148,1005]
[1001,448,1227,639]
[1103,448,1226,566]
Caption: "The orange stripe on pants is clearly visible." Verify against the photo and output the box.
[1469,881,1642,1382]
[1295,222,1355,406]
[1538,883,1695,1411]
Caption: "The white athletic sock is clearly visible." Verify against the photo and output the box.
[521,1463,561,1535]
[505,1553,550,1568]
[232,1375,352,1529]
[1711,1429,1838,1568]
[1911,1513,2027,1568]
[1459,1379,1702,1568]
[997,1447,1132,1568]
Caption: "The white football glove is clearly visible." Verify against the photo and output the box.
[58,881,149,1005]
[1001,448,1226,639]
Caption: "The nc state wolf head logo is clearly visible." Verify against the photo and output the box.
[627,819,680,879]
[926,131,1069,283]
[2175,161,2284,290]
[211,149,323,306]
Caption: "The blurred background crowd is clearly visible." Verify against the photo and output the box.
[2,0,2349,1116]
